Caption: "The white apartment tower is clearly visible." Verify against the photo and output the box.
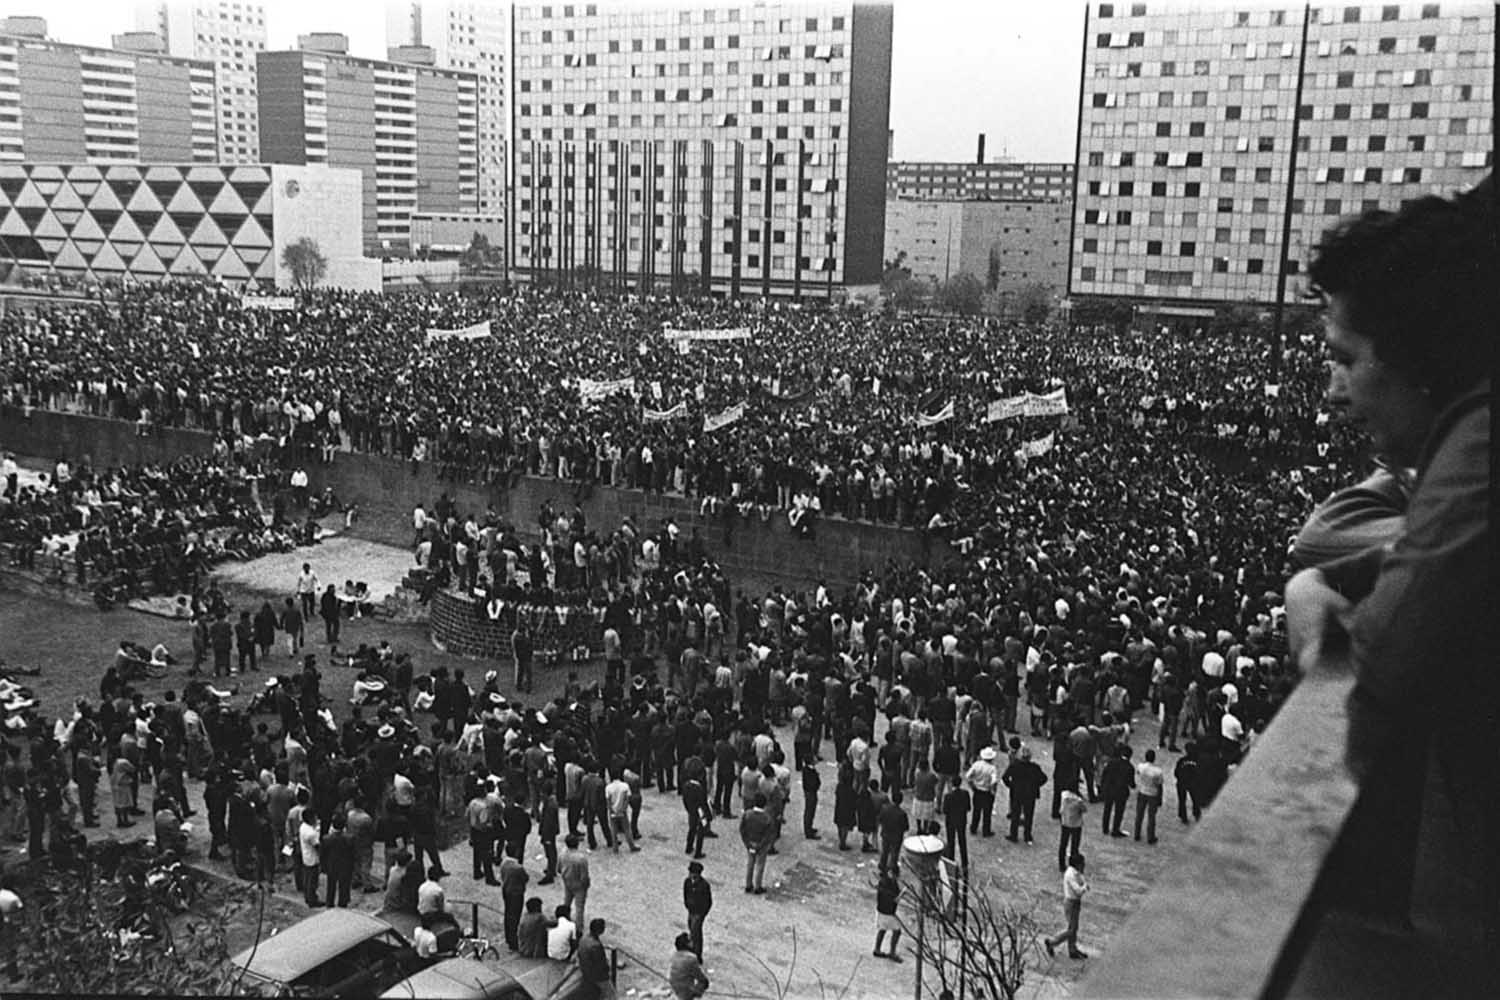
[386,2,508,214]
[138,2,267,163]
[509,2,894,296]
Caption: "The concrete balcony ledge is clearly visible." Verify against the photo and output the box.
[1079,662,1360,1000]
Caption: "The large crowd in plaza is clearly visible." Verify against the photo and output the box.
[6,178,1487,997]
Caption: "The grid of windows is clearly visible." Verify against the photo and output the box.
[1073,2,1494,304]
[511,2,868,292]
[886,161,1073,202]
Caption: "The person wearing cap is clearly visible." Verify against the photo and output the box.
[964,746,999,837]
[682,859,712,958]
[669,930,710,999]
[1001,745,1048,844]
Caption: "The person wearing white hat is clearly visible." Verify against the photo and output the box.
[965,746,1000,837]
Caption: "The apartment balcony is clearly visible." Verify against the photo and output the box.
[1079,657,1495,1000]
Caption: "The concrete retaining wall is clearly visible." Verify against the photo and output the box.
[1,410,953,591]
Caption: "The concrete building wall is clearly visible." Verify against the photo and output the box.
[256,51,309,165]
[414,71,463,214]
[322,61,380,249]
[134,58,195,162]
[269,163,367,289]
[844,3,895,285]
[15,46,87,163]
[958,199,1071,297]
[882,199,963,285]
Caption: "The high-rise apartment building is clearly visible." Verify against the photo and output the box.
[386,2,508,214]
[0,18,216,165]
[137,3,267,164]
[509,2,893,296]
[257,36,480,253]
[1071,2,1493,306]
[887,161,1074,202]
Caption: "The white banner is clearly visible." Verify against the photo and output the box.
[577,377,637,402]
[985,395,1029,423]
[425,320,492,344]
[1023,432,1056,458]
[1023,387,1070,418]
[242,296,296,311]
[643,401,689,422]
[664,327,752,342]
[704,401,746,433]
[915,400,955,427]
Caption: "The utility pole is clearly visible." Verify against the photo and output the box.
[1271,3,1313,380]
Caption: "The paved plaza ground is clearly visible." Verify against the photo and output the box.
[0,535,1192,999]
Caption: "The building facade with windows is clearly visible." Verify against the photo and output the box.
[0,19,217,166]
[137,2,267,164]
[1071,1,1493,306]
[887,161,1073,202]
[257,37,480,253]
[386,2,508,216]
[884,198,1069,297]
[509,2,892,296]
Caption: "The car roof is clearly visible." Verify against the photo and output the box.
[379,958,525,1000]
[230,909,406,985]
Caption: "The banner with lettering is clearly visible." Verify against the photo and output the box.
[1023,432,1056,458]
[985,395,1029,423]
[425,320,492,344]
[663,327,752,342]
[1023,387,1070,418]
[643,401,689,422]
[704,401,746,433]
[577,377,637,403]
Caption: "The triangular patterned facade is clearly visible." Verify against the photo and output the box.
[0,164,320,285]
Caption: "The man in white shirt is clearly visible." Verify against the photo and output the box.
[417,867,446,916]
[546,905,577,960]
[296,563,318,618]
[965,747,1000,837]
[299,814,323,907]
[1043,853,1090,960]
[604,775,638,852]
[1132,749,1165,845]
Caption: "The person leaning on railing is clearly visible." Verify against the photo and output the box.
[1284,178,1495,939]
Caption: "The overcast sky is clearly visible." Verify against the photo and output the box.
[14,0,1087,162]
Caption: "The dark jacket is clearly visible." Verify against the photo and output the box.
[683,873,713,916]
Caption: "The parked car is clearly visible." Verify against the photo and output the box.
[228,909,425,997]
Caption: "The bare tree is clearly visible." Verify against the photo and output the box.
[896,867,1042,1000]
[280,237,327,290]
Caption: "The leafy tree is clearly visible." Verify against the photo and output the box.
[987,246,1001,292]
[937,272,985,316]
[1016,282,1054,324]
[881,251,928,311]
[280,237,327,290]
[460,232,494,271]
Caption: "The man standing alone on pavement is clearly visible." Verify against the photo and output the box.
[682,860,712,959]
[558,834,591,929]
[1058,785,1088,873]
[296,563,318,618]
[1002,746,1047,844]
[1044,853,1091,960]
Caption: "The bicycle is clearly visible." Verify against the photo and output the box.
[453,935,502,962]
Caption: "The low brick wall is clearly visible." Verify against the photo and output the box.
[0,405,217,468]
[429,589,605,661]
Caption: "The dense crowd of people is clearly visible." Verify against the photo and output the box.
[0,450,320,606]
[0,245,1411,988]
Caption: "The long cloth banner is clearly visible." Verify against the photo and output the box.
[242,296,296,311]
[664,327,752,342]
[425,320,491,344]
[704,401,746,432]
[985,388,1070,422]
[578,377,637,402]
[643,401,688,422]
